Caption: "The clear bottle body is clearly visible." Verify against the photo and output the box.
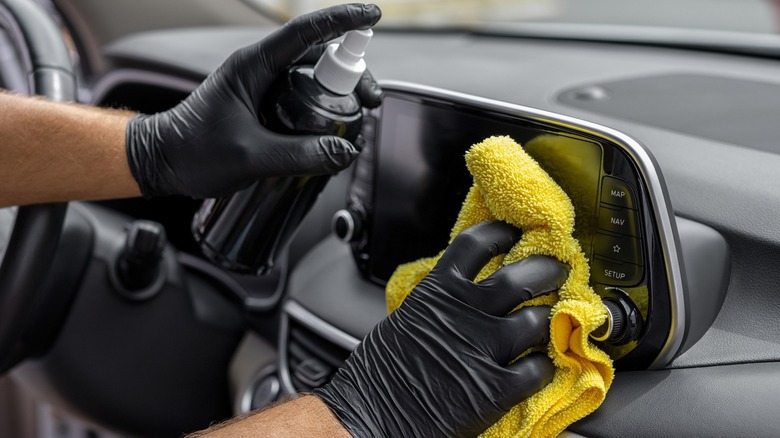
[192,66,362,275]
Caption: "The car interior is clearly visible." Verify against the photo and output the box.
[0,0,779,436]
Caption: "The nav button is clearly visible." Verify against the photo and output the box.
[591,258,643,287]
[598,205,639,237]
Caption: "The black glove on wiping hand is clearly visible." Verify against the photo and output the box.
[126,4,382,198]
[315,220,569,438]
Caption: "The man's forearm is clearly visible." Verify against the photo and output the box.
[188,395,350,438]
[0,92,140,207]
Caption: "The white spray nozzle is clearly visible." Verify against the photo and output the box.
[314,28,373,95]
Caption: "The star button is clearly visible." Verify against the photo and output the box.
[613,244,621,254]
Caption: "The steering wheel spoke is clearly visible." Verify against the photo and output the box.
[0,0,75,374]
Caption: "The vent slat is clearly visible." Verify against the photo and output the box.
[286,320,353,391]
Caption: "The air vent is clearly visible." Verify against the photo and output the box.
[286,320,352,391]
[280,301,362,393]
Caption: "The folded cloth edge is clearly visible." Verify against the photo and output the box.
[386,135,614,438]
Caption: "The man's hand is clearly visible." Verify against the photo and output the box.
[126,3,382,199]
[315,220,569,437]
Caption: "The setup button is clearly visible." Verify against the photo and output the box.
[601,176,637,210]
[591,258,643,287]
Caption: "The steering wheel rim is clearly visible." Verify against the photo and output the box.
[0,0,75,373]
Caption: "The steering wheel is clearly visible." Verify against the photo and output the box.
[0,0,75,373]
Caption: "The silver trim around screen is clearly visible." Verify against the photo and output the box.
[377,81,686,369]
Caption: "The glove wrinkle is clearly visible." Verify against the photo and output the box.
[317,222,566,437]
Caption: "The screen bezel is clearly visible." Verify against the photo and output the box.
[363,81,686,369]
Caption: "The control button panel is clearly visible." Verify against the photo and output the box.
[591,258,643,287]
[598,205,639,237]
[594,232,643,265]
[601,176,637,210]
[593,176,644,288]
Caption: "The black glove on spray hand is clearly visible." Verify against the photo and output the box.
[316,220,570,437]
[126,4,382,198]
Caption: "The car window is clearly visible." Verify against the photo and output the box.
[246,0,780,34]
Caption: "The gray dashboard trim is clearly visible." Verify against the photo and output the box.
[572,362,780,437]
[378,80,686,369]
[178,252,287,311]
[283,300,361,351]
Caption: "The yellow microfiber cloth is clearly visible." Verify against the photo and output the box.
[385,136,614,438]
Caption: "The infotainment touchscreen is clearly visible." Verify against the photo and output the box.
[369,93,602,283]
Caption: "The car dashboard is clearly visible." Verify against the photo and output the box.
[9,23,780,437]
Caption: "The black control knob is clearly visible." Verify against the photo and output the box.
[332,209,362,242]
[116,220,166,293]
[591,293,643,345]
[250,375,280,411]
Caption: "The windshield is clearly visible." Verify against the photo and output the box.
[247,0,780,34]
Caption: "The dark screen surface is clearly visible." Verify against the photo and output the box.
[369,93,603,283]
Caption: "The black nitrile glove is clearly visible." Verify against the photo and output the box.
[315,220,569,437]
[126,4,382,198]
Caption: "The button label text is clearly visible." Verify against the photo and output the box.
[604,269,626,280]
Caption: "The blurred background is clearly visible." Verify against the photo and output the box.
[246,0,780,33]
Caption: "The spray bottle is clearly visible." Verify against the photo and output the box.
[192,29,373,275]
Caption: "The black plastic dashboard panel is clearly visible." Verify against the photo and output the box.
[349,82,685,370]
[13,204,244,436]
